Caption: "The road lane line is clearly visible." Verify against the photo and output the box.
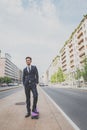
[40,87,80,130]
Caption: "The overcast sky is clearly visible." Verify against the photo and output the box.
[0,0,87,76]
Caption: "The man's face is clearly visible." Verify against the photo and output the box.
[26,58,32,66]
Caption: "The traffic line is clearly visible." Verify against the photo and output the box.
[40,87,80,130]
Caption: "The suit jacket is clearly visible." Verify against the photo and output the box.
[23,65,39,87]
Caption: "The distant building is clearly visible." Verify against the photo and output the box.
[0,52,22,83]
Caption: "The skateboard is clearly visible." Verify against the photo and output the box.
[31,109,39,119]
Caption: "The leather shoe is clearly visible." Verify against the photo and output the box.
[25,113,31,118]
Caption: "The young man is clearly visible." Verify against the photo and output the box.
[23,57,39,118]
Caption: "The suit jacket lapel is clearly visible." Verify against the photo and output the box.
[25,67,29,74]
[25,65,32,74]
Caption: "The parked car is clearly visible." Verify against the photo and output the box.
[39,83,45,87]
[39,83,48,87]
[1,83,7,87]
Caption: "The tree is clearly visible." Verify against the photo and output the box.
[0,77,4,84]
[57,68,65,83]
[4,77,12,84]
[75,68,82,80]
[51,68,65,83]
[82,57,87,82]
[51,73,57,83]
[0,76,12,85]
[74,68,82,87]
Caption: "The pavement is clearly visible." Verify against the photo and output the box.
[0,86,75,130]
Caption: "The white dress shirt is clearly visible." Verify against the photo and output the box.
[27,65,31,72]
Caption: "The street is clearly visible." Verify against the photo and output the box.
[42,87,87,130]
[0,87,23,99]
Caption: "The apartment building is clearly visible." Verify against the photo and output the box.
[60,44,70,74]
[0,52,22,83]
[60,15,87,75]
[47,15,87,83]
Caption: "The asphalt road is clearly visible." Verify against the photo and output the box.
[0,87,23,99]
[42,87,87,130]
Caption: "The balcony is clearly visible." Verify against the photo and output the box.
[70,59,74,68]
[62,59,66,64]
[77,32,83,39]
[71,64,74,68]
[69,43,73,48]
[78,38,84,45]
[79,51,85,57]
[70,54,74,58]
[80,59,85,64]
[69,49,73,53]
[61,55,66,61]
[78,45,84,51]
[70,59,74,64]
[63,68,67,72]
[80,54,85,64]
[61,51,66,57]
[62,64,67,68]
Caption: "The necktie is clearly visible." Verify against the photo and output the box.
[28,66,30,73]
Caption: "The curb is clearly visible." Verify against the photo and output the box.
[49,85,87,91]
[0,86,22,92]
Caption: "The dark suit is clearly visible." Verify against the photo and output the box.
[23,65,39,113]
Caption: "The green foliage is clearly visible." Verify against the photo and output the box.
[57,68,65,83]
[75,69,82,80]
[51,68,65,83]
[74,57,87,82]
[82,57,87,82]
[51,56,87,84]
[51,73,57,83]
[0,76,12,84]
[0,77,4,84]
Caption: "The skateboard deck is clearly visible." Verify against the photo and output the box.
[31,111,39,119]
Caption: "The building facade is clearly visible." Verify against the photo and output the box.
[0,52,22,84]
[47,15,87,84]
[60,15,87,75]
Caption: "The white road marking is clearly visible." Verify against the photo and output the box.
[40,87,80,130]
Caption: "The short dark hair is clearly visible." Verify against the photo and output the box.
[25,56,32,61]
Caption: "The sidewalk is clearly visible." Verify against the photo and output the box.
[0,86,75,130]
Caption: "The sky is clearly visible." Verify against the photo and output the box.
[0,0,87,77]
